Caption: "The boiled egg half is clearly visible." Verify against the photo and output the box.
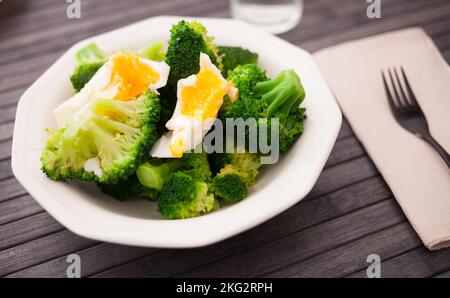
[151,53,237,158]
[53,52,170,127]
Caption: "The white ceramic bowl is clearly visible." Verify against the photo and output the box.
[12,16,341,248]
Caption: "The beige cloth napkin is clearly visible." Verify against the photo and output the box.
[313,28,450,250]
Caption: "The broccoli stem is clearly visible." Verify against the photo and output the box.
[136,159,184,191]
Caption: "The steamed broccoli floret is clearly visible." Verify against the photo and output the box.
[136,152,212,191]
[70,43,107,92]
[227,64,268,100]
[254,69,305,116]
[70,63,105,92]
[220,67,306,154]
[159,20,222,127]
[219,64,268,124]
[209,151,261,202]
[254,69,306,153]
[157,172,217,219]
[98,174,158,201]
[41,90,160,184]
[219,46,258,77]
[210,168,249,203]
[210,151,261,186]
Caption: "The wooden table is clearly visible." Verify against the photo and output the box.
[1,0,450,278]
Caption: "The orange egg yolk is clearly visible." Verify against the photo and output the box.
[106,53,160,101]
[179,60,227,120]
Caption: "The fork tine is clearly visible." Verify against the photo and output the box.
[387,68,403,109]
[381,70,398,112]
[400,67,419,107]
[393,67,410,107]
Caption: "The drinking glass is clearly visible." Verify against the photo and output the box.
[230,0,304,34]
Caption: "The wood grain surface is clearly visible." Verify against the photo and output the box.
[1,0,450,278]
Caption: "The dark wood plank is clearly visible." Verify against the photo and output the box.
[0,89,23,110]
[0,106,16,125]
[283,0,448,44]
[337,119,353,140]
[0,177,27,203]
[0,195,43,225]
[0,159,13,181]
[306,156,378,198]
[299,1,450,52]
[8,242,155,278]
[324,137,363,167]
[348,246,450,278]
[0,229,95,277]
[0,122,14,142]
[0,0,227,65]
[443,48,450,63]
[0,140,12,161]
[0,212,62,250]
[264,221,421,277]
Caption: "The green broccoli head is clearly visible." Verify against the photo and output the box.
[40,127,95,181]
[136,152,212,192]
[219,64,268,129]
[157,172,217,219]
[70,43,108,92]
[180,152,212,182]
[254,69,306,153]
[41,90,160,184]
[209,151,261,203]
[227,64,268,100]
[164,20,222,88]
[210,167,249,203]
[209,151,261,187]
[254,69,305,116]
[221,68,306,154]
[275,107,306,154]
[98,174,159,201]
[159,20,222,128]
[219,46,258,77]
[70,62,104,92]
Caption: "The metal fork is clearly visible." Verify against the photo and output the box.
[381,67,450,168]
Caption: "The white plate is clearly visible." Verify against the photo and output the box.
[12,16,341,248]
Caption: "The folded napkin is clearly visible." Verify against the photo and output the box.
[314,28,450,250]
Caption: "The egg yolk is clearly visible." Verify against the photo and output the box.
[106,53,160,101]
[179,59,227,120]
[169,135,185,158]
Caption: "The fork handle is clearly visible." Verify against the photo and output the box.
[421,133,450,168]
